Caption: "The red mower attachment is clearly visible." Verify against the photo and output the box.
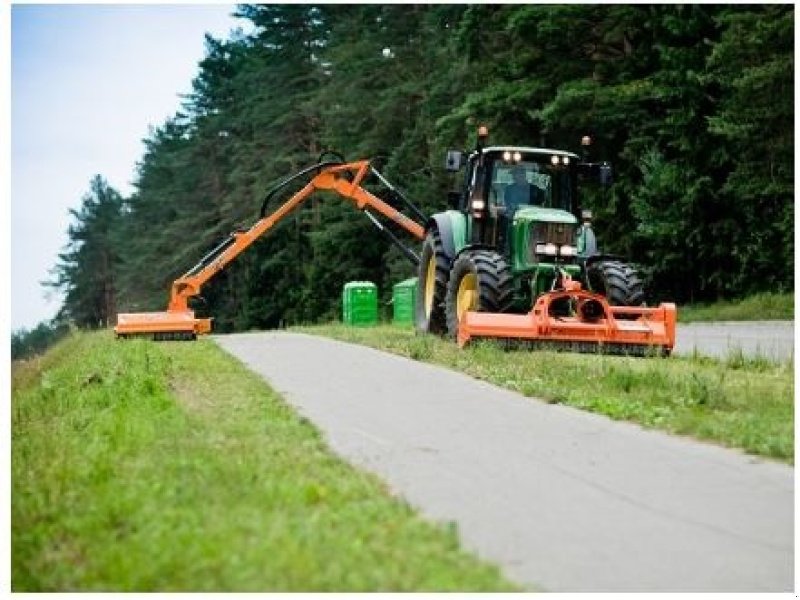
[457,282,677,357]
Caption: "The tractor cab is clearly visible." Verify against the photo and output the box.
[449,146,582,272]
[483,149,578,216]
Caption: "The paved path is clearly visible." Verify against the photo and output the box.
[215,332,793,592]
[674,321,793,360]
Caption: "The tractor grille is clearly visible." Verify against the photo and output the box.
[533,222,574,245]
[528,221,576,262]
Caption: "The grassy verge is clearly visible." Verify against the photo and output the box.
[298,324,793,463]
[12,331,516,592]
[678,292,793,322]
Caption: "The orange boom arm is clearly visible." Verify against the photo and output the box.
[115,160,425,339]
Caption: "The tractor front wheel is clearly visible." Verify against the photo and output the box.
[587,259,645,309]
[445,250,513,339]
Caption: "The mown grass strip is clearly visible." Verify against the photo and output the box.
[678,292,793,322]
[299,324,793,463]
[12,331,516,592]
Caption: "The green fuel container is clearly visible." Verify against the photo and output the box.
[342,281,378,326]
[392,277,417,324]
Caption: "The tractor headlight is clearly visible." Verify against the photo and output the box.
[560,245,576,257]
[471,198,486,211]
[534,243,558,256]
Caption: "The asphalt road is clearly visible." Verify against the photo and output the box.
[215,331,793,593]
[674,320,794,360]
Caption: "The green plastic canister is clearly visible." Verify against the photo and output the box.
[392,277,417,324]
[342,281,378,326]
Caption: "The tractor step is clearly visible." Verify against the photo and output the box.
[114,310,211,341]
[457,289,676,356]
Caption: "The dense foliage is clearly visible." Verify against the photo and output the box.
[48,5,793,331]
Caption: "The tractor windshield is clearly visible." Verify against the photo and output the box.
[489,158,576,214]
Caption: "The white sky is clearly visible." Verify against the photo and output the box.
[9,3,248,331]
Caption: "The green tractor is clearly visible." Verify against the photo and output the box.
[416,129,646,340]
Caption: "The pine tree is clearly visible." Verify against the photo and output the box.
[47,176,124,327]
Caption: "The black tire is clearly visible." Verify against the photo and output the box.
[586,260,645,307]
[415,229,450,334]
[445,249,513,339]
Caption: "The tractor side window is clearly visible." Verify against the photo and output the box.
[548,169,575,212]
[489,164,507,208]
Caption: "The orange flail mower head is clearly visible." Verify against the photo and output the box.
[114,310,212,341]
[457,288,677,356]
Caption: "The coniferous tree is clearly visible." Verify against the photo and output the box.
[48,176,124,327]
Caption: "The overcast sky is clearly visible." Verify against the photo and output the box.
[10,4,249,331]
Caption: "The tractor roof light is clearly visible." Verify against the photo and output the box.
[503,150,512,162]
[513,151,522,162]
[551,155,560,165]
[476,125,489,152]
[563,156,570,165]
[580,135,593,161]
[581,209,593,222]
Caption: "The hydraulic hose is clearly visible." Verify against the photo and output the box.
[259,158,345,218]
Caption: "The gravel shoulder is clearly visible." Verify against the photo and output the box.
[215,331,793,592]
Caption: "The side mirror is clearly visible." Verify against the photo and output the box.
[445,150,463,172]
[599,162,613,187]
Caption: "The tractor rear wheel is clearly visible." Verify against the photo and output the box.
[445,249,513,339]
[415,228,449,334]
[587,260,645,309]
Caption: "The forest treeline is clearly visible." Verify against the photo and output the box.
[38,4,793,341]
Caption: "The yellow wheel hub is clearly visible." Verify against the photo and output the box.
[424,256,436,316]
[456,273,478,322]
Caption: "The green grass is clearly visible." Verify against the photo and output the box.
[12,331,516,592]
[678,292,794,322]
[298,324,794,463]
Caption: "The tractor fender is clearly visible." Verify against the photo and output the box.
[427,211,467,261]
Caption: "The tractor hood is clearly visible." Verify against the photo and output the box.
[513,206,578,226]
[510,206,579,273]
